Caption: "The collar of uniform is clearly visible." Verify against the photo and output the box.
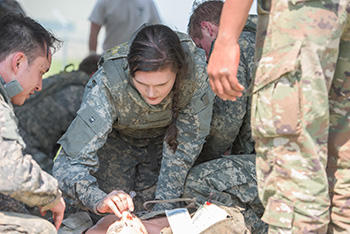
[0,75,11,105]
[3,79,23,98]
[0,76,5,86]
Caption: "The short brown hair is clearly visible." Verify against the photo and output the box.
[0,14,61,64]
[188,1,223,39]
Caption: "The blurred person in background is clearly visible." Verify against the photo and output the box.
[88,0,162,54]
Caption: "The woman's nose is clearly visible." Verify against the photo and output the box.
[147,86,155,97]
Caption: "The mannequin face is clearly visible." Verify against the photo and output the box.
[191,21,219,59]
[133,66,176,105]
[106,212,148,234]
[11,52,51,105]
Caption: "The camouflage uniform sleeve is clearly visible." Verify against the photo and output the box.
[153,63,215,210]
[0,100,61,210]
[206,29,256,156]
[53,70,116,214]
[238,29,256,91]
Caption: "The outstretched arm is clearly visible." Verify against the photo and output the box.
[207,0,253,101]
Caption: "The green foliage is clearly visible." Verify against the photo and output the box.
[44,58,81,79]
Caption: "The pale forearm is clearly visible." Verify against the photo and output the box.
[217,0,254,43]
[89,22,101,52]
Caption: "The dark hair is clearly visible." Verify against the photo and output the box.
[128,24,188,152]
[0,0,26,18]
[188,1,223,39]
[78,54,101,75]
[0,14,61,64]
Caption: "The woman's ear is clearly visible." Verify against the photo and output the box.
[11,52,26,75]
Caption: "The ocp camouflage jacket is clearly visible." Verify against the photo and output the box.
[0,76,62,212]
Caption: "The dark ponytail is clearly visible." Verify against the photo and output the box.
[128,25,188,152]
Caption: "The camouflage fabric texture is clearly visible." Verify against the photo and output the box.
[53,31,214,218]
[0,0,25,18]
[251,0,350,233]
[0,77,61,232]
[197,15,257,165]
[183,154,268,234]
[14,70,91,174]
[0,211,56,234]
[92,130,164,215]
[0,193,28,214]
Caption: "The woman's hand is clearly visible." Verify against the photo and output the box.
[96,190,135,218]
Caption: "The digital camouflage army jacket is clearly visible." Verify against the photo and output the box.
[54,31,215,213]
[0,76,61,212]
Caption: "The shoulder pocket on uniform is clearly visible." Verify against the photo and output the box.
[77,106,108,137]
[59,105,109,157]
[191,89,215,114]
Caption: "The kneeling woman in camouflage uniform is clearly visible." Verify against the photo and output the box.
[53,24,214,223]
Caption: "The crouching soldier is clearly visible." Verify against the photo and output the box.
[0,14,65,233]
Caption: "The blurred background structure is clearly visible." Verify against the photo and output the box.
[17,0,256,77]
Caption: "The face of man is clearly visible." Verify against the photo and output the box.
[191,21,219,59]
[12,52,51,105]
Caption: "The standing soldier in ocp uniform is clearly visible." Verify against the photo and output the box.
[0,14,65,233]
[207,0,350,232]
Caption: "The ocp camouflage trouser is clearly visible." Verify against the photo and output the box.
[252,0,350,233]
[0,212,56,234]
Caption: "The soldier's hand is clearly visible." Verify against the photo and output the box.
[39,197,66,230]
[207,40,244,101]
[51,197,66,230]
[96,190,134,218]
